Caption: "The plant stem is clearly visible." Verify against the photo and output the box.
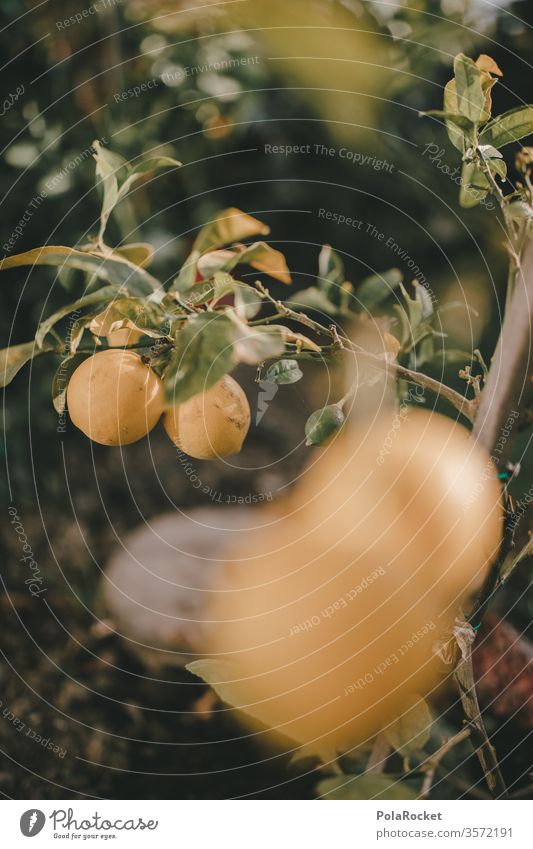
[418,727,471,800]
[454,635,508,797]
[365,733,392,775]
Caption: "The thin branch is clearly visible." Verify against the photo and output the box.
[365,733,392,775]
[418,727,471,799]
[454,633,508,798]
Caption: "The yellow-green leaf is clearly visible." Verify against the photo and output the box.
[194,207,270,254]
[0,245,161,296]
[384,694,432,756]
[480,106,533,148]
[113,242,155,268]
[0,341,49,387]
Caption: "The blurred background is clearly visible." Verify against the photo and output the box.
[1,0,532,799]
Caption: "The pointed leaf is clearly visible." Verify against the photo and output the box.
[93,140,124,243]
[0,341,50,387]
[35,286,121,348]
[357,268,402,311]
[453,53,486,123]
[113,242,155,268]
[288,287,338,315]
[173,250,201,295]
[480,106,533,148]
[443,80,465,151]
[194,208,270,254]
[115,155,181,205]
[227,242,292,284]
[459,162,489,208]
[475,55,503,77]
[233,282,262,319]
[0,246,162,296]
[317,244,344,302]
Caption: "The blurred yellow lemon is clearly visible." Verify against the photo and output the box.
[208,410,503,749]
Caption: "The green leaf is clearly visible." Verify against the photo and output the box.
[357,268,403,311]
[0,246,162,297]
[93,141,180,243]
[51,353,88,413]
[399,283,424,334]
[265,359,303,385]
[317,244,345,302]
[185,271,235,307]
[415,334,435,368]
[459,162,489,208]
[35,286,122,348]
[231,319,286,365]
[93,140,125,244]
[114,155,181,206]
[288,287,339,315]
[197,249,237,279]
[173,250,201,295]
[443,80,465,151]
[453,53,486,124]
[186,659,269,726]
[0,341,50,387]
[479,105,533,148]
[488,158,507,181]
[422,110,475,130]
[305,405,345,446]
[317,774,418,800]
[413,280,433,319]
[477,144,503,159]
[384,695,432,756]
[163,312,236,405]
[393,304,411,347]
[233,282,262,320]
[193,207,270,254]
[113,242,155,268]
[90,297,166,339]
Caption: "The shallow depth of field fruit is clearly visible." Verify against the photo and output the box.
[208,410,503,749]
[163,375,251,460]
[67,350,164,446]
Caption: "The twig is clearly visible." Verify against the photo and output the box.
[454,632,508,797]
[254,281,336,338]
[418,727,471,799]
[472,243,533,463]
[365,733,392,775]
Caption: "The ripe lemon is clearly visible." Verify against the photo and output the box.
[67,350,163,446]
[90,307,142,347]
[208,410,503,749]
[164,375,250,460]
